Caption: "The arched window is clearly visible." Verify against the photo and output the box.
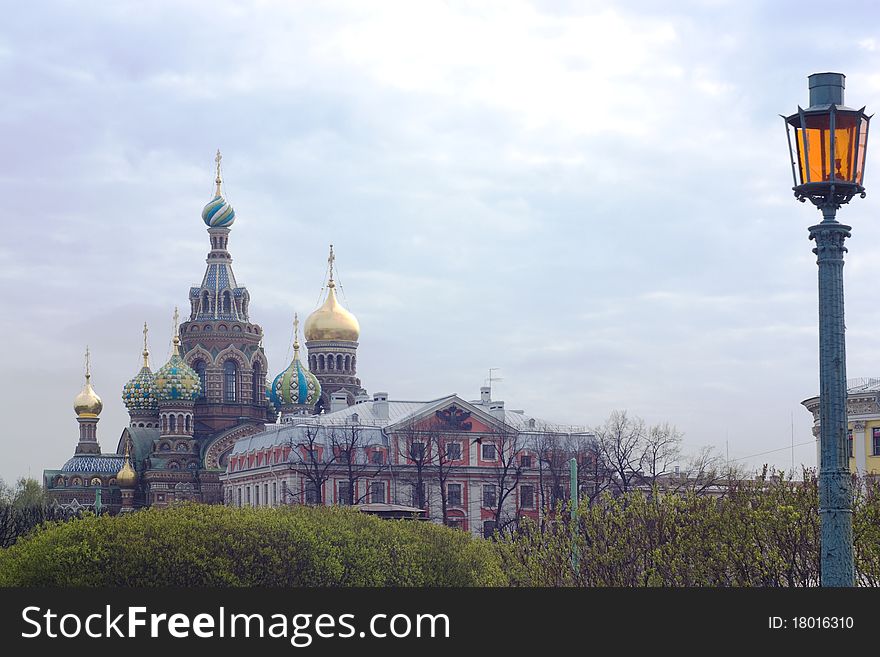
[162,415,168,433]
[177,414,184,433]
[202,291,211,314]
[169,414,176,433]
[223,291,231,314]
[336,354,343,371]
[318,355,325,371]
[328,355,334,370]
[252,362,261,404]
[185,415,191,433]
[224,360,238,402]
[193,360,207,398]
[344,355,351,372]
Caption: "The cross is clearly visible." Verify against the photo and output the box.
[214,149,223,195]
[293,312,300,350]
[142,321,150,367]
[328,244,335,283]
[85,346,91,379]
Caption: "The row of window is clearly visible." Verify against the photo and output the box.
[231,480,536,510]
[846,428,880,458]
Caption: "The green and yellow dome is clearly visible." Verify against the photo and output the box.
[153,335,201,402]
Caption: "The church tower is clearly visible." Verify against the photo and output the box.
[304,245,363,411]
[178,152,272,460]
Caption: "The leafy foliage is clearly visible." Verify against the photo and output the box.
[496,469,880,587]
[0,504,504,587]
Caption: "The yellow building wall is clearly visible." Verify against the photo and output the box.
[848,420,880,475]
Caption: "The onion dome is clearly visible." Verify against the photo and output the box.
[74,348,103,417]
[115,440,137,488]
[122,323,158,412]
[273,314,322,407]
[201,150,236,227]
[154,311,201,402]
[304,245,360,342]
[266,380,279,411]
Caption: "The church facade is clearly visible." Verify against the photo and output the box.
[43,153,366,513]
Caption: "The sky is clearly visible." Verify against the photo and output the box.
[3,0,880,485]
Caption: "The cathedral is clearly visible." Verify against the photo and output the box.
[43,153,366,513]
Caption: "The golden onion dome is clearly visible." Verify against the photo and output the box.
[304,281,360,342]
[115,441,137,488]
[74,348,103,417]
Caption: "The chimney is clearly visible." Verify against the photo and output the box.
[480,386,491,404]
[330,392,348,413]
[488,400,505,421]
[808,72,845,107]
[355,391,370,405]
[373,392,389,421]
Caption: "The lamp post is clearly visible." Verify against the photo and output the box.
[783,72,871,587]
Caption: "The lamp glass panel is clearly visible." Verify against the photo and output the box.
[831,112,859,183]
[855,116,869,185]
[798,113,830,183]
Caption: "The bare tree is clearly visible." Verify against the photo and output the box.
[640,422,683,486]
[329,422,386,505]
[594,410,646,494]
[396,420,435,510]
[485,424,525,536]
[285,423,336,505]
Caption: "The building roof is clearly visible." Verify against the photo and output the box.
[60,454,125,474]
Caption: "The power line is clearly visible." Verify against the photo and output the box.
[729,438,815,464]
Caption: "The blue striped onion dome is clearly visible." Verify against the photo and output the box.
[272,345,321,408]
[122,364,157,411]
[201,194,236,227]
[153,339,201,402]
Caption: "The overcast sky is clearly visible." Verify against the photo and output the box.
[4,0,880,485]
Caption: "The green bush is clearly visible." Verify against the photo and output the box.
[0,504,504,587]
[495,471,880,587]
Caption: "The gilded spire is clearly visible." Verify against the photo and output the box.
[74,346,103,417]
[214,149,223,197]
[142,322,150,368]
[328,244,336,289]
[293,312,300,353]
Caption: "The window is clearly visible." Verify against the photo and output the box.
[246,487,251,504]
[237,488,242,507]
[447,519,463,530]
[848,430,853,459]
[445,442,461,460]
[307,449,319,463]
[481,443,497,460]
[305,480,320,504]
[193,361,207,398]
[520,485,535,509]
[482,484,496,508]
[370,481,385,504]
[447,483,462,507]
[874,428,880,456]
[273,482,277,505]
[255,485,260,506]
[252,363,261,404]
[520,455,532,468]
[264,483,269,507]
[337,450,351,464]
[169,414,176,432]
[338,480,352,505]
[410,441,425,461]
[224,360,238,402]
[371,450,385,465]
[482,520,497,539]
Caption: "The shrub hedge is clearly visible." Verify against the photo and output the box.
[0,504,505,587]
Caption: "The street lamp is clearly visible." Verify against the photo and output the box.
[783,72,871,587]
